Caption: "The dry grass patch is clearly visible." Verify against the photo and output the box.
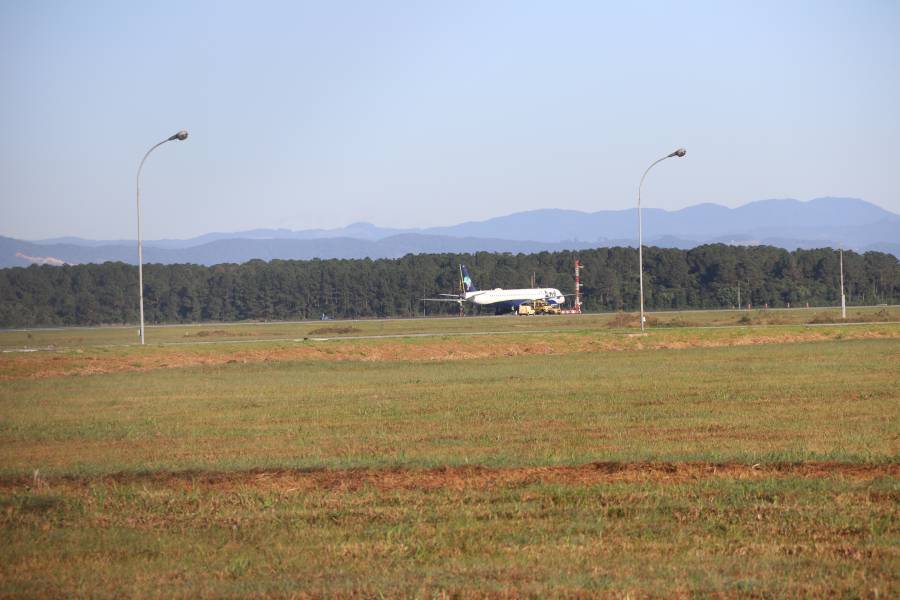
[2,324,898,382]
[2,461,895,495]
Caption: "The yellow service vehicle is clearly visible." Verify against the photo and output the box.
[533,299,561,315]
[517,303,535,316]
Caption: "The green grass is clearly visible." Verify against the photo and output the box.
[1,320,898,596]
[1,336,897,476]
[2,474,897,597]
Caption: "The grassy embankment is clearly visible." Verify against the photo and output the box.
[1,315,898,596]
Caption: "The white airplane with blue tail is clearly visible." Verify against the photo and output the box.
[423,265,567,313]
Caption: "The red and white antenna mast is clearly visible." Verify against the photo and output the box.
[560,259,584,314]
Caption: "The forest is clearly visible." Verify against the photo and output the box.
[0,245,897,327]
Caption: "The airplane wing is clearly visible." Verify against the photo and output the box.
[420,297,463,302]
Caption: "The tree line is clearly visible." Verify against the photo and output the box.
[0,245,897,327]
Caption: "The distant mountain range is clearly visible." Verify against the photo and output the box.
[2,197,898,268]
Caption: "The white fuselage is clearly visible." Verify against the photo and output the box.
[465,288,566,307]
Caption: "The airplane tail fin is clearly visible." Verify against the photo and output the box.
[460,264,478,293]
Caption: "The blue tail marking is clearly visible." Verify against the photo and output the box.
[460,264,477,293]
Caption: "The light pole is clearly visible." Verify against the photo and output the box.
[136,130,188,344]
[839,246,846,319]
[637,148,686,331]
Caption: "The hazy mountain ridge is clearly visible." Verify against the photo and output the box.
[0,235,603,267]
[3,197,897,268]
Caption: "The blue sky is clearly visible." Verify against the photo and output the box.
[1,1,898,239]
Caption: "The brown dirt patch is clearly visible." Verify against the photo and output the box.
[308,326,363,335]
[2,462,895,494]
[182,329,254,338]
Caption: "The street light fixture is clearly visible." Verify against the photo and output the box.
[135,130,188,344]
[637,148,686,332]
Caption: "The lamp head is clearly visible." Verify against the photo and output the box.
[169,130,189,141]
[668,148,686,158]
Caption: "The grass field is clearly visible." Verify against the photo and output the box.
[1,309,898,596]
[2,304,896,350]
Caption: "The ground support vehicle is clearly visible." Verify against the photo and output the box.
[517,304,535,316]
[533,299,561,315]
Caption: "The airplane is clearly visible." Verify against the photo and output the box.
[423,265,567,314]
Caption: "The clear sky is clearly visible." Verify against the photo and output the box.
[1,0,898,240]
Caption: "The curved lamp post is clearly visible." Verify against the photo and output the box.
[637,148,686,332]
[136,130,188,344]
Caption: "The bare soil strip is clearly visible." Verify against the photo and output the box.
[6,462,897,493]
[2,327,897,381]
